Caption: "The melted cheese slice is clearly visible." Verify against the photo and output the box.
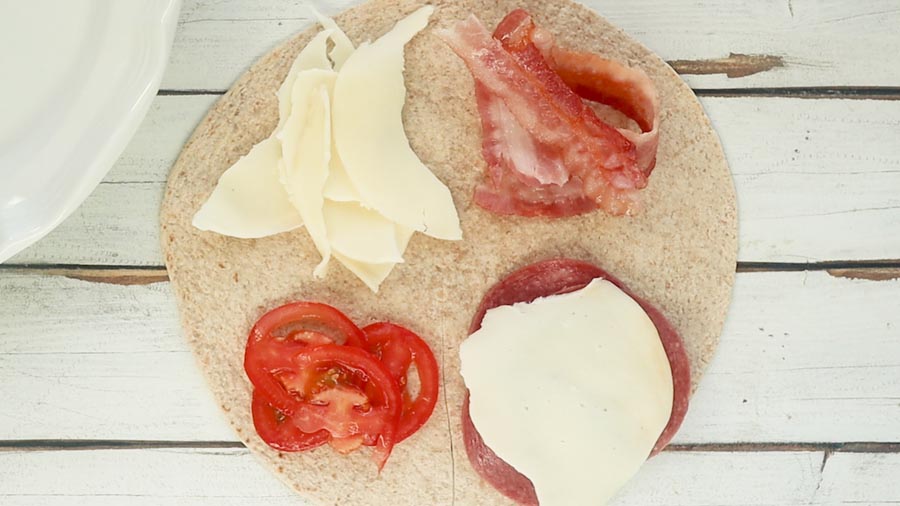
[332,5,461,241]
[192,137,301,238]
[459,279,674,506]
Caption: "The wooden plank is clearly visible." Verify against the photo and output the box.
[8,95,900,265]
[0,448,297,506]
[108,95,219,183]
[0,270,898,443]
[704,97,900,263]
[815,452,900,505]
[678,271,900,444]
[8,182,165,266]
[0,448,824,505]
[0,273,234,441]
[162,0,900,91]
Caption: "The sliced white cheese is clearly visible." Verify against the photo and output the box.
[277,29,333,131]
[332,5,462,241]
[322,149,362,202]
[332,253,395,293]
[193,8,463,292]
[331,226,413,292]
[459,279,674,506]
[322,200,406,263]
[192,137,302,238]
[309,6,355,70]
[279,75,336,277]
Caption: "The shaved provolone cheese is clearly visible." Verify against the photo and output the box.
[277,29,333,130]
[279,77,336,277]
[459,279,674,506]
[332,5,461,241]
[309,6,355,70]
[192,138,301,238]
[323,200,404,264]
[193,8,460,292]
[332,226,413,293]
[322,150,361,202]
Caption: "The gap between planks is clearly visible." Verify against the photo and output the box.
[1,439,899,453]
[3,261,900,286]
[156,86,900,100]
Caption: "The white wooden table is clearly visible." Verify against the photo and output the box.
[2,1,899,504]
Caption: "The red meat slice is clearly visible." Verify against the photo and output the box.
[462,258,690,505]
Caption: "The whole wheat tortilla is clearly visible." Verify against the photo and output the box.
[160,1,737,504]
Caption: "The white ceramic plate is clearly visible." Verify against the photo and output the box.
[0,0,181,263]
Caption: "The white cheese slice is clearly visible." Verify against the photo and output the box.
[332,5,462,241]
[309,6,355,70]
[277,29,333,131]
[322,148,362,202]
[322,200,404,264]
[279,75,336,277]
[192,137,302,238]
[194,27,336,239]
[192,8,462,292]
[459,279,674,506]
[331,225,413,292]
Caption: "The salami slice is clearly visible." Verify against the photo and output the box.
[462,258,691,504]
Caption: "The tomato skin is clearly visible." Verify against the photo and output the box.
[244,302,367,416]
[248,301,366,348]
[243,302,440,469]
[363,322,440,442]
[251,391,330,452]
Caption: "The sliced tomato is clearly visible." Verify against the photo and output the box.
[363,322,440,442]
[281,344,402,469]
[244,302,366,415]
[247,301,366,349]
[251,391,329,452]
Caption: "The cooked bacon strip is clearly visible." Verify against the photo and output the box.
[494,9,660,176]
[438,15,642,217]
[438,11,662,217]
[473,83,597,216]
[548,50,660,174]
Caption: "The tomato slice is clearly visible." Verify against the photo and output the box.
[244,302,367,415]
[282,344,402,469]
[248,301,366,348]
[363,322,440,442]
[251,391,330,452]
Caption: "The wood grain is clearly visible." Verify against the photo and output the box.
[815,452,900,505]
[6,95,900,266]
[0,448,830,505]
[0,0,898,502]
[2,447,895,505]
[162,0,900,91]
[2,270,897,443]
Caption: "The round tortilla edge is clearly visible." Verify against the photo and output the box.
[159,1,738,504]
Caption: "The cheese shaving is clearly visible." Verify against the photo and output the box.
[192,6,458,291]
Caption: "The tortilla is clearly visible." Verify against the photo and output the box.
[159,1,738,504]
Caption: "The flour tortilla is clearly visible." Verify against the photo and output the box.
[160,1,738,504]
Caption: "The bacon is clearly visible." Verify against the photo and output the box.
[438,11,661,217]
[543,44,660,174]
[473,83,597,216]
